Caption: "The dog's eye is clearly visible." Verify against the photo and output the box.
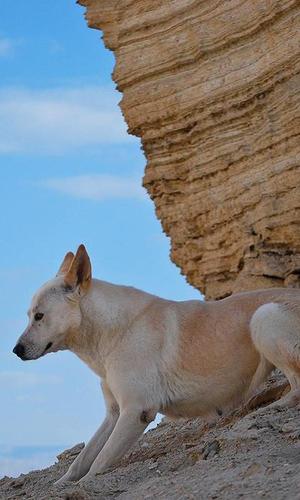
[34,313,44,321]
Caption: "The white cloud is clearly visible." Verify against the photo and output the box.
[0,37,14,57]
[39,174,146,201]
[0,86,132,154]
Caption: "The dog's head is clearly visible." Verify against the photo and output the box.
[13,244,92,361]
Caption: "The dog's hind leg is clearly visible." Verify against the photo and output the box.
[250,302,300,408]
[245,355,274,402]
[243,376,289,413]
[55,382,119,485]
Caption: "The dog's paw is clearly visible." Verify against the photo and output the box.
[78,473,96,485]
[267,388,300,410]
[54,476,73,487]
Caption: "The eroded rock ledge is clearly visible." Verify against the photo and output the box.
[78,0,300,299]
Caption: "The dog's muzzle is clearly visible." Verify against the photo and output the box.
[13,343,26,360]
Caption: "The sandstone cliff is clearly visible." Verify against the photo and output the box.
[78,0,300,299]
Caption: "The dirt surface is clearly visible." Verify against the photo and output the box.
[1,373,300,500]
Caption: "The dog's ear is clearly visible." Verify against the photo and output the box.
[64,244,92,291]
[56,252,75,277]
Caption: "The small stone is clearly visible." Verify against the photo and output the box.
[187,451,201,465]
[244,463,262,477]
[290,431,300,439]
[184,442,198,449]
[64,490,89,500]
[281,422,299,434]
[201,440,220,460]
[148,462,158,470]
[10,478,25,489]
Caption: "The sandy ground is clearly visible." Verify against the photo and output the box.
[1,373,300,500]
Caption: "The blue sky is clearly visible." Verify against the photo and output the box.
[0,1,200,477]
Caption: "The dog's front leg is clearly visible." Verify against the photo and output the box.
[55,382,119,485]
[55,412,118,485]
[79,406,156,482]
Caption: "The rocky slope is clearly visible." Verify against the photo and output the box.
[78,0,300,299]
[1,374,300,499]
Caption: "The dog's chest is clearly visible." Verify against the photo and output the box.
[76,350,106,378]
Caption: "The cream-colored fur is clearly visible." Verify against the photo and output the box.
[13,245,300,484]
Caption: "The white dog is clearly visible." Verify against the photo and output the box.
[13,245,300,484]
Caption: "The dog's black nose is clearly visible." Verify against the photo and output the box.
[13,343,25,359]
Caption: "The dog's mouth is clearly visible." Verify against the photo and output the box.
[43,342,53,354]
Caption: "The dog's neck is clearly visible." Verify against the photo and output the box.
[66,278,156,377]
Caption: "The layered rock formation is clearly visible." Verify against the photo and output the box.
[78,0,300,299]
